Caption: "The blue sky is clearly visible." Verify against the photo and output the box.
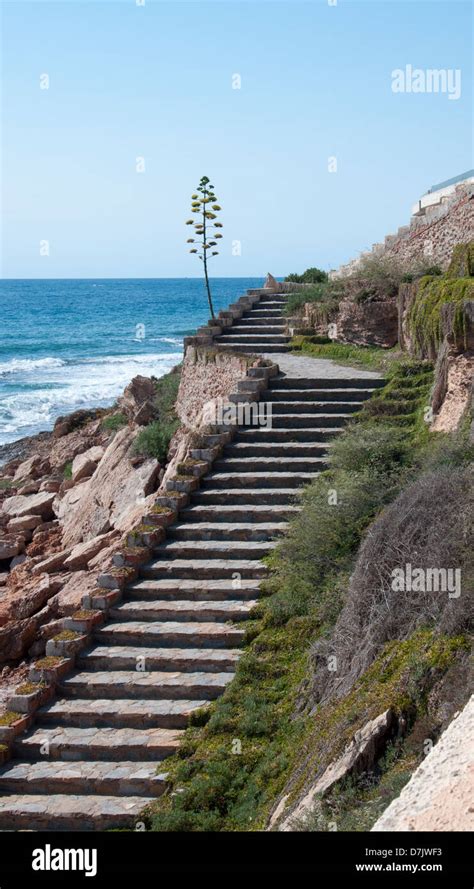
[1,0,472,278]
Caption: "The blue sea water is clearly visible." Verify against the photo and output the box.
[0,278,264,446]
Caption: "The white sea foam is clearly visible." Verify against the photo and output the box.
[0,351,183,446]
[0,357,66,376]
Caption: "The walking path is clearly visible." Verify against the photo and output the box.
[0,290,383,830]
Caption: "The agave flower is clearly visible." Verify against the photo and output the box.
[212,251,219,256]
[189,249,198,254]
[185,219,193,225]
[214,233,223,239]
[212,205,221,211]
[187,239,195,243]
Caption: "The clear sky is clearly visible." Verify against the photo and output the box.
[1,0,472,278]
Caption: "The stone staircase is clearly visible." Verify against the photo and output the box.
[214,292,291,352]
[0,291,384,830]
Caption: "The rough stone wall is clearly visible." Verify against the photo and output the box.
[176,345,251,429]
[332,182,474,278]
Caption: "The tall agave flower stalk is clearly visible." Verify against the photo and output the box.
[185,176,223,319]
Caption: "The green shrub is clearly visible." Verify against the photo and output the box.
[102,412,128,432]
[133,419,178,463]
[63,461,72,479]
[285,267,328,284]
[284,281,342,318]
[153,366,181,420]
[330,422,411,474]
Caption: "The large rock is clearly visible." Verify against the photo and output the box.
[71,445,105,483]
[7,515,43,533]
[277,710,395,830]
[13,455,47,483]
[32,549,72,575]
[373,698,474,832]
[119,375,157,424]
[0,533,25,560]
[3,491,56,520]
[53,408,101,439]
[1,570,64,625]
[49,570,96,615]
[63,531,117,571]
[58,427,160,547]
[336,298,398,348]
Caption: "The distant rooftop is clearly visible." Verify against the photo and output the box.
[412,170,474,217]
[426,169,474,194]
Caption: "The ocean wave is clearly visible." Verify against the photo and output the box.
[0,351,183,446]
[0,357,66,376]
[77,352,183,366]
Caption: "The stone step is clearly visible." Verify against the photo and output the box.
[215,343,290,354]
[264,388,373,402]
[218,334,290,343]
[236,427,340,442]
[252,298,287,305]
[152,539,275,560]
[236,316,287,326]
[179,504,298,524]
[201,471,318,489]
[109,598,257,623]
[269,413,351,428]
[38,696,210,728]
[61,670,234,701]
[0,793,155,831]
[78,643,240,672]
[269,401,362,414]
[168,520,288,540]
[128,576,262,601]
[15,725,183,761]
[96,619,246,648]
[0,759,167,797]
[229,325,286,334]
[225,442,329,457]
[192,487,299,505]
[270,376,385,389]
[245,308,284,316]
[213,457,327,473]
[141,557,267,579]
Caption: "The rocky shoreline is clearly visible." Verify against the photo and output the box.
[0,375,172,677]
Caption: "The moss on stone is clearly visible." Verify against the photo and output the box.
[407,275,474,356]
[0,711,22,726]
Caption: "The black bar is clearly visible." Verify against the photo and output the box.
[0,831,471,883]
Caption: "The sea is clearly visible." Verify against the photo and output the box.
[0,277,264,448]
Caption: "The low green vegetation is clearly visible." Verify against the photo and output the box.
[291,338,400,372]
[284,254,443,319]
[63,461,73,480]
[0,478,13,490]
[0,711,21,726]
[102,412,128,432]
[289,630,469,831]
[133,367,181,462]
[133,420,179,463]
[284,281,342,318]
